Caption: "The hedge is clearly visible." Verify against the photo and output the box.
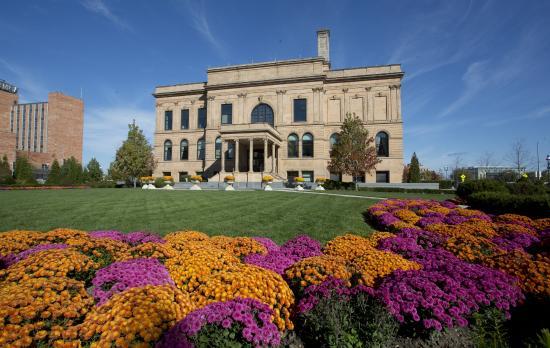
[456,180,508,199]
[467,191,550,218]
[358,187,453,194]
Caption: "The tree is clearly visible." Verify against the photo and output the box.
[110,122,156,187]
[0,155,12,179]
[86,157,103,182]
[420,168,442,182]
[14,156,35,184]
[60,157,84,185]
[407,152,421,183]
[504,139,532,176]
[327,113,380,190]
[402,164,410,183]
[46,159,62,185]
[477,151,498,167]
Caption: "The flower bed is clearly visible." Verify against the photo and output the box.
[0,200,548,346]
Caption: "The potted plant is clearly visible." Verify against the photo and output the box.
[224,175,236,191]
[262,175,274,191]
[295,177,305,191]
[141,176,155,189]
[163,176,175,190]
[189,175,203,190]
[315,177,326,191]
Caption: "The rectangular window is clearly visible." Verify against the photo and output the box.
[179,171,188,182]
[302,171,314,182]
[293,98,307,122]
[198,108,207,128]
[16,107,20,149]
[163,171,171,177]
[28,105,32,150]
[180,109,189,129]
[10,109,13,132]
[330,172,342,181]
[164,110,173,130]
[287,171,299,182]
[353,174,366,183]
[40,104,45,152]
[221,103,232,125]
[376,171,390,183]
[226,142,234,160]
[21,106,26,149]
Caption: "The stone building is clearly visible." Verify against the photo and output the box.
[153,30,404,184]
[0,80,83,172]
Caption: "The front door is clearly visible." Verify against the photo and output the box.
[253,149,264,172]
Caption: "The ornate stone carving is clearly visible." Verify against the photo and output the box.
[237,93,247,98]
[258,96,263,102]
[276,90,286,95]
[365,87,372,92]
[207,96,215,101]
[342,88,349,93]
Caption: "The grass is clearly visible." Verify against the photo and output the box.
[0,188,385,243]
[320,190,456,201]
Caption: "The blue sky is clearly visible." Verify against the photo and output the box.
[1,0,550,174]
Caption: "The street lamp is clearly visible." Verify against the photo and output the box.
[546,155,550,183]
[443,166,449,180]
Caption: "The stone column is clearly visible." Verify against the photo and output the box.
[276,90,286,125]
[207,95,215,128]
[365,87,373,122]
[276,146,279,174]
[235,139,240,172]
[395,85,402,120]
[220,138,225,173]
[249,138,253,173]
[271,143,275,173]
[342,88,349,119]
[238,93,247,125]
[263,139,267,172]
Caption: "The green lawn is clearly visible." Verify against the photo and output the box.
[318,190,456,201]
[0,189,385,243]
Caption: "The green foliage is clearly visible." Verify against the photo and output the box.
[109,123,156,187]
[328,113,380,189]
[14,156,35,184]
[359,187,451,194]
[46,159,62,185]
[408,152,421,183]
[323,179,356,190]
[391,327,475,347]
[456,179,508,199]
[86,157,103,182]
[505,181,547,195]
[154,177,166,188]
[0,154,14,184]
[468,191,550,218]
[193,324,250,348]
[60,157,84,185]
[471,308,509,348]
[438,180,453,189]
[296,292,399,348]
[525,329,550,348]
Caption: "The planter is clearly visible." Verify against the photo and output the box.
[295,184,304,191]
[315,185,325,191]
[163,185,174,190]
[190,180,202,190]
[225,181,235,191]
[263,181,273,191]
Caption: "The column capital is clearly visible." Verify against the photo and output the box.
[365,87,372,92]
[237,92,247,98]
[207,95,215,101]
[276,89,287,95]
[342,88,349,93]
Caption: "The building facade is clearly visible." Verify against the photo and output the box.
[0,80,84,172]
[153,30,404,183]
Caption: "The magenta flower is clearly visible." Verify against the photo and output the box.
[1,243,68,268]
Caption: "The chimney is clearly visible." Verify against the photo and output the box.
[317,29,330,62]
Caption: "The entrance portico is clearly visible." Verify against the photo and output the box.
[219,123,282,177]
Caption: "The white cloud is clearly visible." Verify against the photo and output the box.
[181,0,225,58]
[83,105,155,169]
[0,58,48,102]
[81,0,132,31]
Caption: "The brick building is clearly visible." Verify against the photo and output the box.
[0,80,83,172]
[153,30,404,184]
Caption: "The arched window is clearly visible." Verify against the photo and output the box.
[215,137,222,159]
[287,134,298,158]
[163,140,172,161]
[251,103,274,126]
[302,133,314,157]
[180,139,188,160]
[329,133,339,150]
[376,131,389,157]
[197,138,205,160]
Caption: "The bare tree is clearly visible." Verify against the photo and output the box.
[476,151,498,167]
[504,139,532,173]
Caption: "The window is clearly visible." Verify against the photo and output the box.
[353,174,365,183]
[198,108,207,129]
[197,138,205,160]
[181,109,189,129]
[215,137,222,159]
[376,171,390,183]
[163,140,172,161]
[287,171,299,182]
[302,171,314,182]
[180,139,189,160]
[329,133,339,149]
[221,104,232,124]
[302,133,314,157]
[376,131,389,157]
[293,99,307,122]
[179,171,188,182]
[287,134,298,158]
[163,171,171,177]
[251,103,274,126]
[226,141,234,160]
[164,110,173,130]
[330,172,342,181]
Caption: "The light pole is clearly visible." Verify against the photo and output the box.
[546,155,550,183]
[443,166,449,180]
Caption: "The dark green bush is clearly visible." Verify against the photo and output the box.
[323,180,355,190]
[296,292,399,347]
[154,177,166,188]
[471,308,509,348]
[505,181,547,195]
[391,327,475,347]
[358,187,451,194]
[467,192,550,218]
[438,180,454,189]
[456,180,507,199]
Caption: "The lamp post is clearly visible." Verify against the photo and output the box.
[443,166,449,180]
[546,155,550,183]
